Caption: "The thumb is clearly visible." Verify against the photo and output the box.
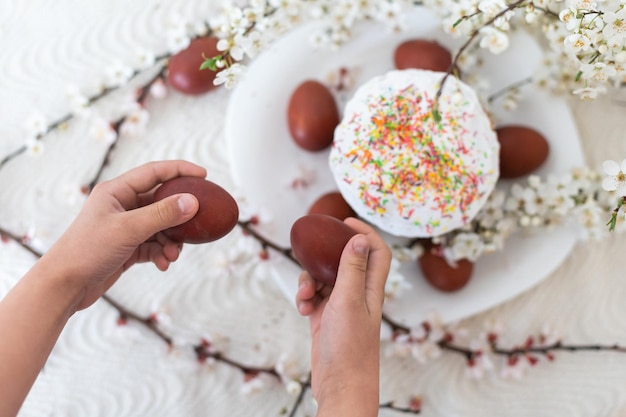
[125,193,199,242]
[330,234,370,308]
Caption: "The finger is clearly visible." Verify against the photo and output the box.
[296,272,317,315]
[133,240,174,271]
[330,233,370,309]
[343,218,392,309]
[296,271,317,303]
[122,193,199,243]
[108,160,207,209]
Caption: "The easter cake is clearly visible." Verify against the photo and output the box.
[329,69,500,237]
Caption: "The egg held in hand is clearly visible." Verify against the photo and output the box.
[290,214,358,286]
[167,36,222,95]
[287,80,340,152]
[153,176,239,244]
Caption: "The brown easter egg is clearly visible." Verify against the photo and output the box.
[394,39,453,73]
[307,191,357,220]
[153,176,239,244]
[418,249,473,292]
[167,36,221,95]
[287,80,340,152]
[496,125,550,179]
[290,214,358,286]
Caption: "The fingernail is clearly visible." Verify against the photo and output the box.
[177,194,196,215]
[352,234,369,255]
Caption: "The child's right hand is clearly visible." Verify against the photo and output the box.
[295,217,392,417]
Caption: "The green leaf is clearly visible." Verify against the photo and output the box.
[433,108,442,123]
[199,53,221,72]
[452,18,464,28]
[575,70,583,82]
[606,212,617,231]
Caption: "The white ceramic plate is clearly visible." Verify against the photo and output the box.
[226,7,585,325]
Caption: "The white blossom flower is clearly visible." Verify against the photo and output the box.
[559,8,580,30]
[149,78,168,99]
[479,26,509,54]
[564,33,592,54]
[119,103,150,138]
[25,112,47,137]
[539,323,561,346]
[239,29,269,59]
[385,333,414,358]
[135,48,156,70]
[580,62,618,81]
[478,0,507,16]
[285,379,302,396]
[475,190,506,228]
[411,340,442,363]
[213,63,245,88]
[601,159,626,194]
[602,8,626,40]
[217,35,245,61]
[103,61,133,88]
[241,373,272,395]
[24,137,44,157]
[65,84,91,117]
[166,27,191,53]
[88,116,117,145]
[275,352,307,381]
[568,0,597,10]
[466,350,494,379]
[374,0,406,30]
[384,258,412,301]
[572,85,606,100]
[573,200,607,239]
[450,233,485,261]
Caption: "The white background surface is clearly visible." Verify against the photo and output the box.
[2,1,626,417]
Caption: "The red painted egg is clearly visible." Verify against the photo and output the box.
[167,36,222,95]
[307,191,357,221]
[287,80,340,152]
[394,39,453,73]
[418,248,473,292]
[290,214,358,286]
[153,176,239,244]
[496,125,550,179]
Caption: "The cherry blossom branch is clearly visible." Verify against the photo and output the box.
[432,0,528,119]
[0,227,43,258]
[487,76,533,103]
[0,56,165,172]
[237,218,299,264]
[85,64,168,193]
[287,377,311,417]
[380,400,422,414]
[0,224,287,382]
[492,340,626,356]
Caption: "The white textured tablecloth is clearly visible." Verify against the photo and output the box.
[2,1,626,416]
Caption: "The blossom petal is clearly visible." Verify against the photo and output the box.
[620,159,626,173]
[603,159,620,175]
[617,183,626,196]
[602,176,618,191]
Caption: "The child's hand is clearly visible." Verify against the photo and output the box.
[43,160,206,311]
[295,217,391,417]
